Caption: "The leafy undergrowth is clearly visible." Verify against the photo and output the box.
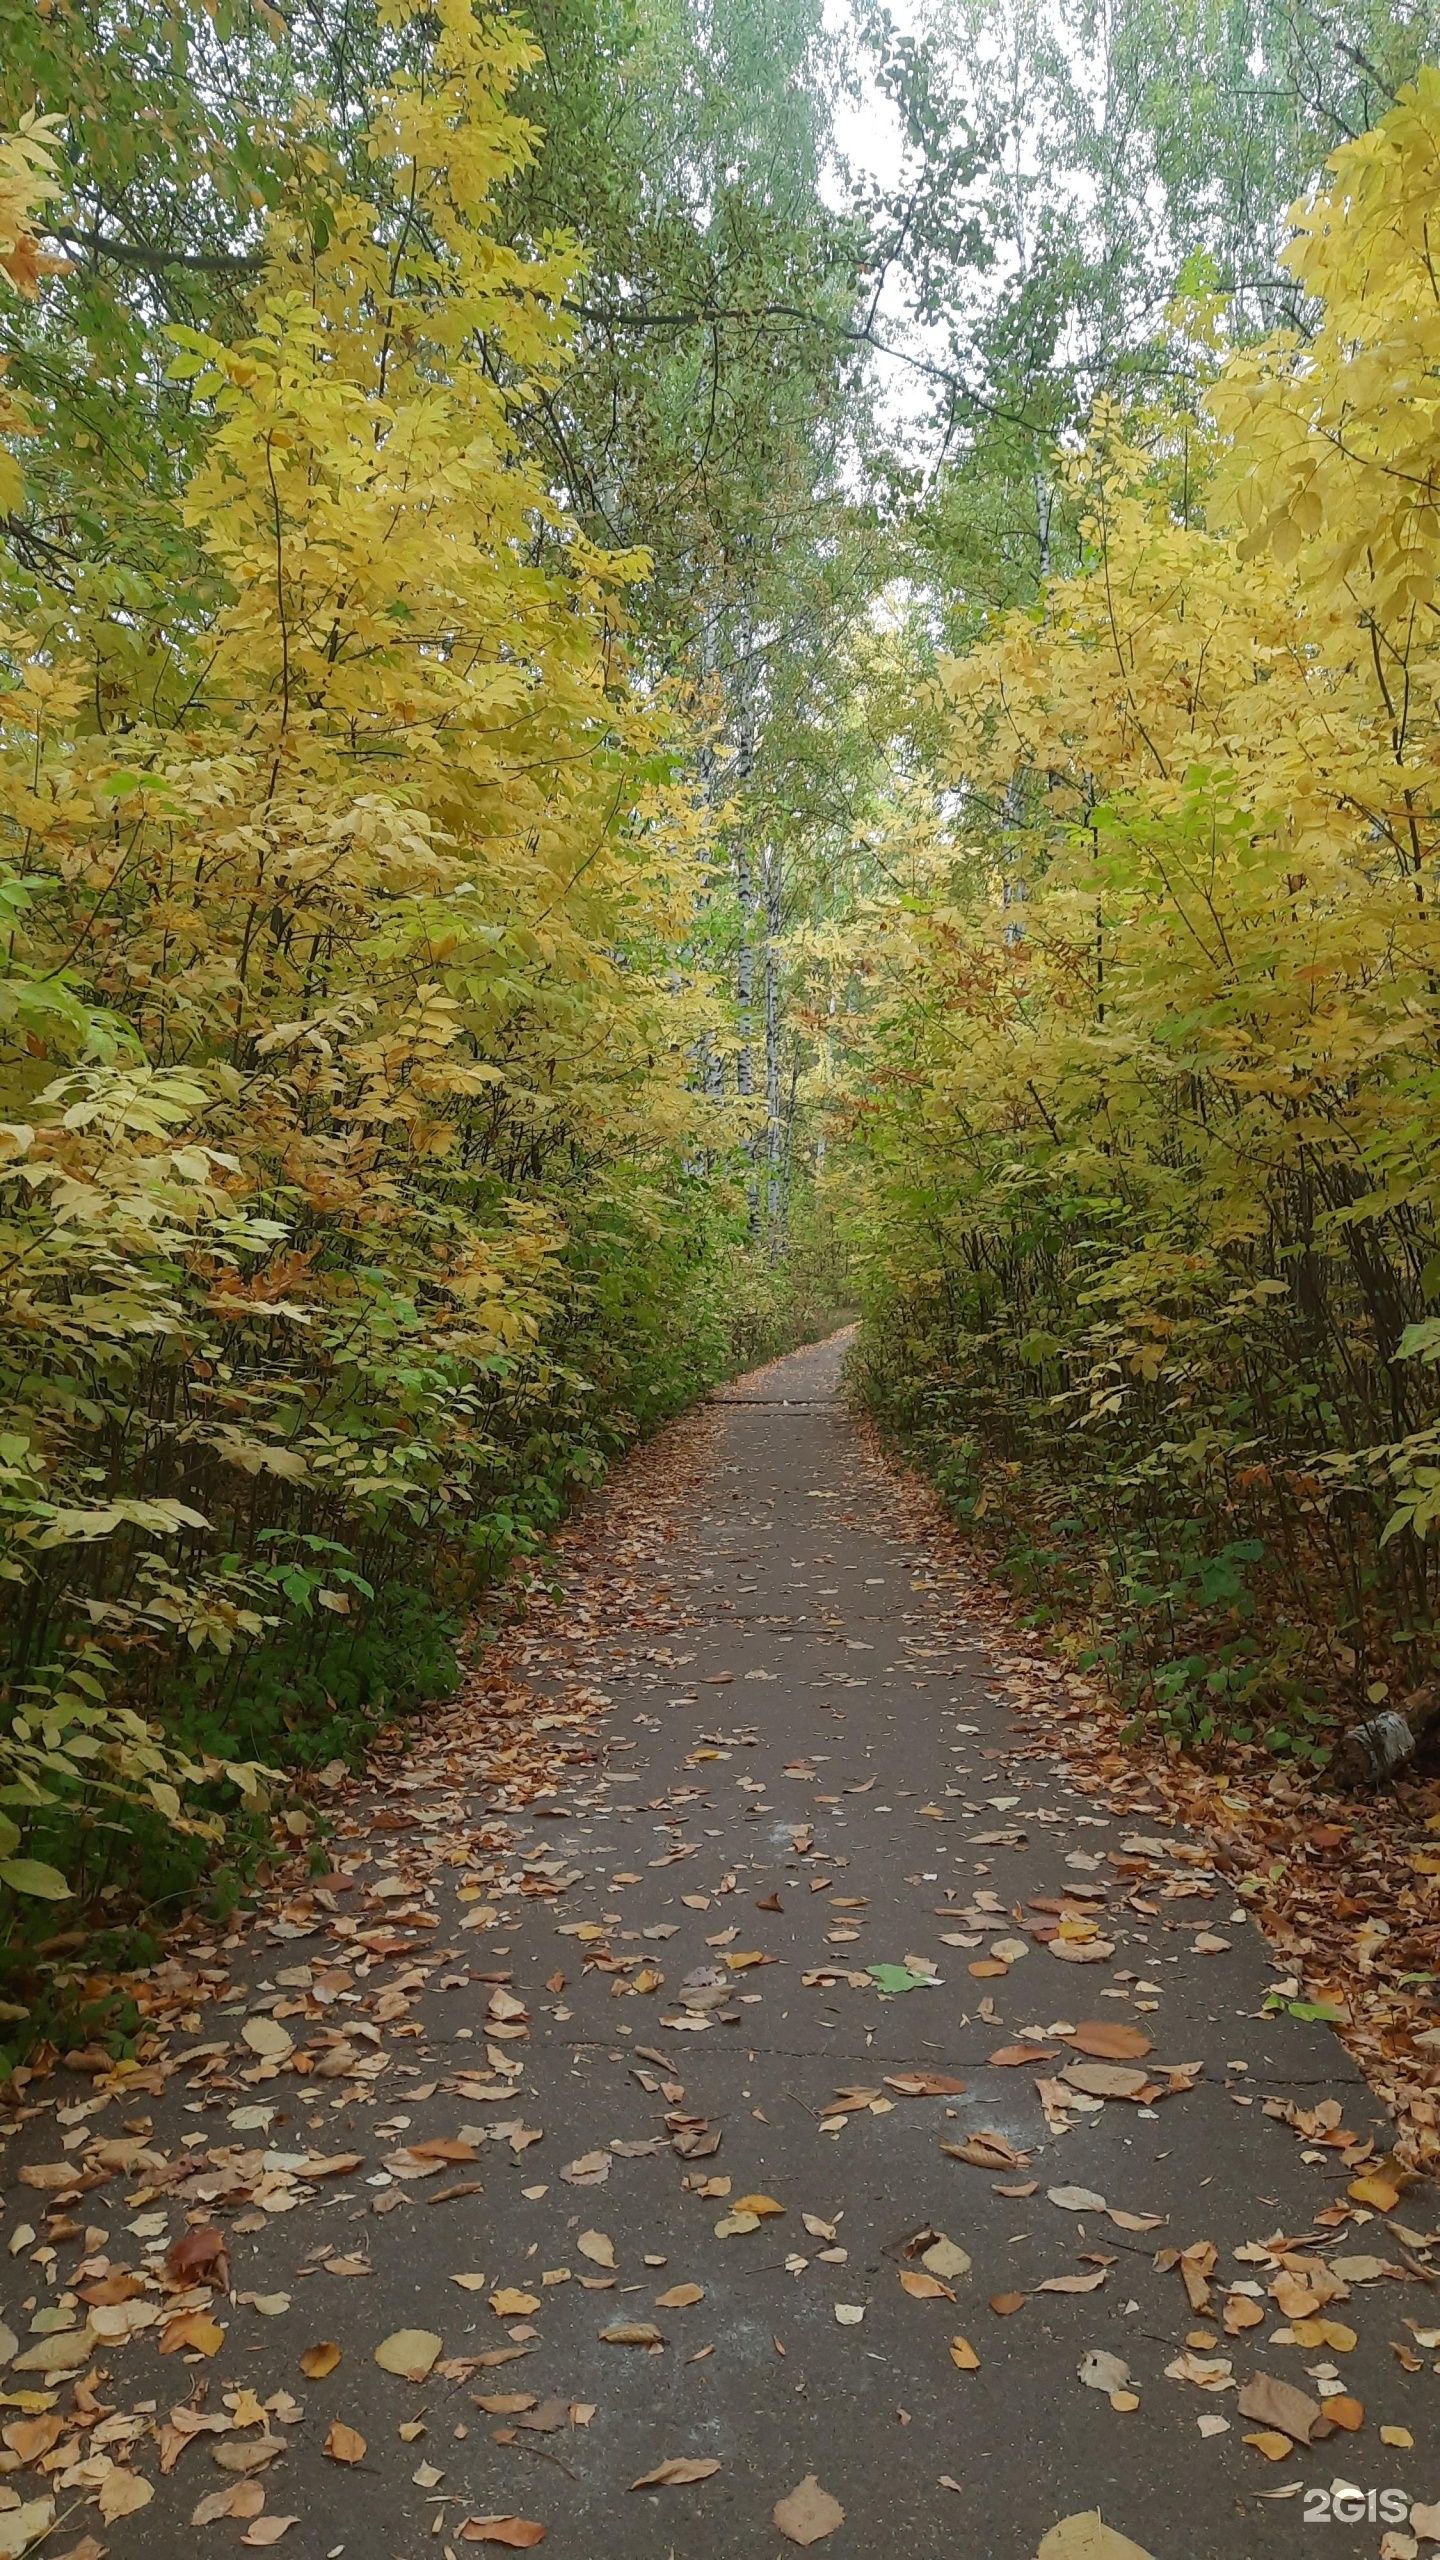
[854,1415,1440,2179]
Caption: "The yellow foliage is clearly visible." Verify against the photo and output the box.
[0,11,724,1891]
[837,72,1440,1742]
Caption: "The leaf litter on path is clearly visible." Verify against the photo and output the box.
[0,1360,1424,2555]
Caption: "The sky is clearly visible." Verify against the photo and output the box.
[819,0,948,453]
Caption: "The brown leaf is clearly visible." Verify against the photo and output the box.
[943,2132,1029,2170]
[774,2475,846,2545]
[1222,2295,1265,2335]
[987,2045,1053,2067]
[654,2283,705,2308]
[300,2340,342,2378]
[989,2292,1027,2315]
[515,2399,571,2436]
[324,2421,366,2464]
[1235,2373,1321,2444]
[166,2226,229,2288]
[1060,2062,1151,2101]
[3,2414,64,2462]
[1064,2021,1153,2061]
[459,2521,546,2547]
[629,2457,722,2489]
[240,2521,297,2548]
[884,2071,966,2096]
[599,2322,664,2347]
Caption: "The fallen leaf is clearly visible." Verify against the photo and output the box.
[459,2523,546,2548]
[374,2329,442,2379]
[577,2232,616,2271]
[241,2523,296,2548]
[1048,2187,1107,2212]
[193,2490,257,2527]
[1079,2350,1133,2398]
[1065,2022,1153,2061]
[599,2323,664,2347]
[900,2270,952,2300]
[241,2017,293,2059]
[300,2340,341,2378]
[921,2236,972,2280]
[948,2335,980,2370]
[1349,2173,1401,2211]
[869,1962,933,1993]
[1036,2517,1157,2560]
[1222,2295,1265,2335]
[1242,2430,1295,2462]
[98,2472,153,2523]
[655,2284,704,2308]
[629,2457,721,2488]
[834,2303,865,2325]
[167,2226,229,2286]
[159,2311,225,2357]
[324,2421,366,2464]
[560,2152,610,2187]
[774,2475,846,2545]
[732,2193,784,2217]
[0,2502,52,2560]
[1292,2317,1357,2352]
[943,2132,1028,2171]
[489,2291,541,2320]
[2,2417,62,2463]
[1235,2374,1320,2443]
[990,2293,1027,2316]
[1061,2062,1152,2101]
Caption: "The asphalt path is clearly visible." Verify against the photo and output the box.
[3,1331,1429,2560]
